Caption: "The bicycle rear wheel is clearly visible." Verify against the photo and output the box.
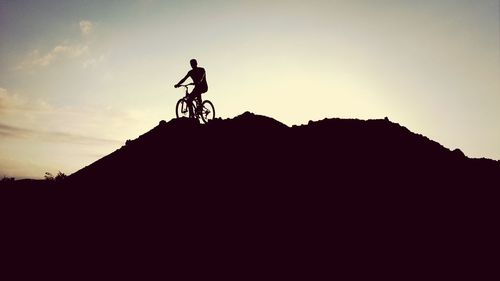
[200,100,215,123]
[176,99,190,119]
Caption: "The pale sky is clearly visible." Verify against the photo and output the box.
[1,0,499,179]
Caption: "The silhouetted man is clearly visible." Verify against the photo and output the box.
[174,59,208,115]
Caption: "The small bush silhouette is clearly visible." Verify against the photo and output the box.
[45,171,67,181]
[1,176,15,183]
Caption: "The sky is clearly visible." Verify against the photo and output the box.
[0,0,499,179]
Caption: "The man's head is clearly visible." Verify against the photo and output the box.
[190,59,198,69]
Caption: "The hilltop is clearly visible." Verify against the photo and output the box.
[68,111,499,188]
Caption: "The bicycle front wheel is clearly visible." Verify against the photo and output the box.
[176,99,190,119]
[200,100,215,123]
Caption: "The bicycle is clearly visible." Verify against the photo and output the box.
[175,84,215,123]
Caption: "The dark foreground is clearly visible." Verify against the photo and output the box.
[2,112,499,278]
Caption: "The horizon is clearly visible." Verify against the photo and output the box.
[1,0,499,179]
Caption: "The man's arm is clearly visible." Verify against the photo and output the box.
[174,73,190,88]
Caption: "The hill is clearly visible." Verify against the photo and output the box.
[2,112,499,277]
[68,111,499,188]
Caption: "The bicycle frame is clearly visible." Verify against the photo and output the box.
[179,84,200,117]
[180,85,190,97]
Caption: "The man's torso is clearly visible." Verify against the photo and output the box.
[188,67,208,89]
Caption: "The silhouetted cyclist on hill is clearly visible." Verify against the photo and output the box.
[174,59,208,114]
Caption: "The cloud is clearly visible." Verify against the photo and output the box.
[82,54,106,68]
[0,87,11,111]
[1,87,154,146]
[79,20,94,35]
[0,122,30,138]
[0,122,119,145]
[0,87,52,113]
[17,20,99,70]
[17,44,89,70]
[0,87,131,179]
[0,88,120,145]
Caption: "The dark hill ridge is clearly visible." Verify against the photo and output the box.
[68,111,499,188]
[4,112,500,277]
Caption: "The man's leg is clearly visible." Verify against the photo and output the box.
[195,93,202,113]
[186,93,195,117]
[190,87,202,114]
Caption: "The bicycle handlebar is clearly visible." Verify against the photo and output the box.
[175,83,194,96]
